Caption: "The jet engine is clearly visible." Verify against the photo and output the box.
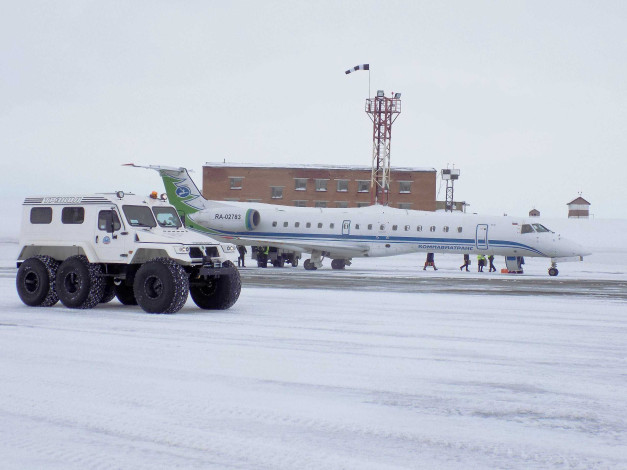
[194,208,261,232]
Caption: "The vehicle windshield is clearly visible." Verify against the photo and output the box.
[521,224,535,234]
[122,205,157,228]
[152,206,182,228]
[532,223,551,233]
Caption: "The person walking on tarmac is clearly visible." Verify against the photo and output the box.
[477,254,486,272]
[488,254,496,272]
[237,245,247,267]
[423,252,437,270]
[460,254,470,271]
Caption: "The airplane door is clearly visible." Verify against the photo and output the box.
[342,220,351,236]
[476,224,489,250]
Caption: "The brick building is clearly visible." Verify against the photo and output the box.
[202,163,437,210]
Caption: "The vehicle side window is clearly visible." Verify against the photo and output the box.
[98,210,121,231]
[521,224,534,234]
[30,207,52,224]
[122,205,157,228]
[62,207,84,224]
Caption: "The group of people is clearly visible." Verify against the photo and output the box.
[423,253,496,272]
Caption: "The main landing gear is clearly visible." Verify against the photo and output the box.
[548,259,559,277]
[303,251,352,270]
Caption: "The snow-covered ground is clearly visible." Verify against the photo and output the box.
[1,218,626,469]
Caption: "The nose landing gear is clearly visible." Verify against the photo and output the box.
[548,260,559,277]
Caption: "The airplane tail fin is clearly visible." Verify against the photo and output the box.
[123,163,209,215]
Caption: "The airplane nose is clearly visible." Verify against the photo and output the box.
[557,237,591,257]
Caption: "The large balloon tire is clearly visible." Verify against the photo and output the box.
[100,279,116,303]
[16,256,59,307]
[56,255,105,309]
[114,284,137,305]
[133,258,189,314]
[190,261,241,310]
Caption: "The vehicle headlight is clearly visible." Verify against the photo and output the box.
[174,246,190,254]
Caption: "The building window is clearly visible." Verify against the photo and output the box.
[399,181,411,193]
[315,179,328,192]
[336,201,348,208]
[357,180,370,193]
[294,178,307,191]
[30,207,52,224]
[314,201,327,208]
[336,180,348,192]
[398,203,412,210]
[417,225,422,232]
[430,226,436,232]
[293,200,307,207]
[224,198,239,202]
[271,187,284,199]
[247,199,262,203]
[229,177,243,189]
[443,226,449,232]
[356,202,369,208]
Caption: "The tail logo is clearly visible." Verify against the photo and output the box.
[175,186,191,198]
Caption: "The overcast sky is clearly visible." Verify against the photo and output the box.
[2,1,626,221]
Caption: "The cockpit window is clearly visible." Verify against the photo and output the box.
[152,206,182,228]
[521,224,534,234]
[532,223,551,233]
[122,205,157,228]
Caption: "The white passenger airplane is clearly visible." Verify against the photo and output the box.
[128,164,588,276]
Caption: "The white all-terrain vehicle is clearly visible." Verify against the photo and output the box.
[16,191,241,313]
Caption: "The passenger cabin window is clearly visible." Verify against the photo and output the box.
[98,210,122,231]
[317,223,323,228]
[417,225,422,232]
[443,226,449,232]
[521,224,534,234]
[429,226,436,232]
[329,223,334,229]
[379,224,385,230]
[152,207,182,228]
[392,225,398,231]
[355,224,360,229]
[295,222,300,228]
[122,205,156,227]
[368,224,373,230]
[272,221,277,227]
[306,222,311,228]
[283,222,288,227]
[30,207,52,224]
[404,225,410,231]
[457,227,463,233]
[62,207,84,224]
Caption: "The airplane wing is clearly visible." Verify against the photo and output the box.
[217,234,370,258]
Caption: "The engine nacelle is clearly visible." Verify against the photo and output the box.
[194,208,261,232]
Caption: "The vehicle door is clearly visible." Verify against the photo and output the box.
[475,224,489,250]
[94,208,127,262]
[341,220,351,237]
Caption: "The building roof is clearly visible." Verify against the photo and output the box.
[567,196,591,206]
[204,162,437,173]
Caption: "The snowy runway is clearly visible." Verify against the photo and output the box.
[1,270,626,469]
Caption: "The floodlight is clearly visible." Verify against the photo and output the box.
[394,93,401,99]
[376,90,384,97]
